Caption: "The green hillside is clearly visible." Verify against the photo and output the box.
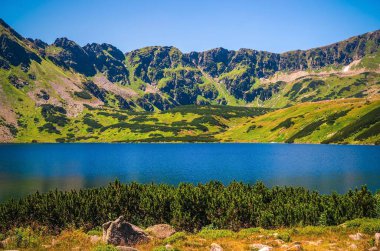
[0,18,379,143]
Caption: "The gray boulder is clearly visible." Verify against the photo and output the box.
[102,216,150,246]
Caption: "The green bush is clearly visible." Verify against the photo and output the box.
[237,227,261,238]
[74,91,92,100]
[163,232,187,244]
[278,232,291,242]
[0,182,376,233]
[375,192,380,218]
[8,227,41,249]
[197,229,235,239]
[87,226,102,236]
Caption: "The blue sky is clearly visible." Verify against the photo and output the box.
[1,0,379,53]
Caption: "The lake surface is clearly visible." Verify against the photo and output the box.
[0,143,379,200]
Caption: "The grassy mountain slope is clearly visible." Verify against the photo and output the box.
[217,98,380,144]
[0,18,379,143]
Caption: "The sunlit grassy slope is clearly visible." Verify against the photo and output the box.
[217,98,380,144]
[3,95,378,144]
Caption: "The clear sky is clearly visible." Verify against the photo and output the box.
[1,0,379,53]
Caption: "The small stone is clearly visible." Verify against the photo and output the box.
[349,233,364,241]
[210,243,223,251]
[375,233,380,246]
[349,244,358,249]
[368,247,378,251]
[249,244,273,250]
[51,238,58,246]
[165,244,174,250]
[1,238,10,248]
[267,239,284,247]
[259,247,272,251]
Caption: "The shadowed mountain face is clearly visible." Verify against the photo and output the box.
[0,18,379,143]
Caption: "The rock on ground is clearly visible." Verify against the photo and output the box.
[249,244,273,251]
[0,238,10,249]
[102,216,150,246]
[368,247,379,251]
[259,247,272,251]
[145,224,176,239]
[286,244,303,251]
[349,243,358,249]
[349,232,364,241]
[210,243,223,251]
[375,233,380,246]
[165,244,174,250]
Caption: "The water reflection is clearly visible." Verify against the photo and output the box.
[0,143,379,200]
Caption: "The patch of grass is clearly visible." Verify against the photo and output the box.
[278,232,291,242]
[344,218,380,234]
[237,227,261,238]
[163,232,187,244]
[6,227,42,249]
[87,227,102,236]
[197,229,235,239]
[92,244,118,251]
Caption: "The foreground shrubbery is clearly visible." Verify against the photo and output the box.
[0,181,378,233]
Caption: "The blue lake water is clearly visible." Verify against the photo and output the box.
[0,143,379,200]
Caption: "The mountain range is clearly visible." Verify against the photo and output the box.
[0,18,379,143]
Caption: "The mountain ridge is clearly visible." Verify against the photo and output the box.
[0,18,379,143]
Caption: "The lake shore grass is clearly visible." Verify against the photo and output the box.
[1,218,380,250]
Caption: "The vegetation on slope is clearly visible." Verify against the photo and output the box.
[0,18,379,143]
[0,181,378,233]
[218,98,380,144]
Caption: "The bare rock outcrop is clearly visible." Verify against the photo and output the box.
[102,216,150,246]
